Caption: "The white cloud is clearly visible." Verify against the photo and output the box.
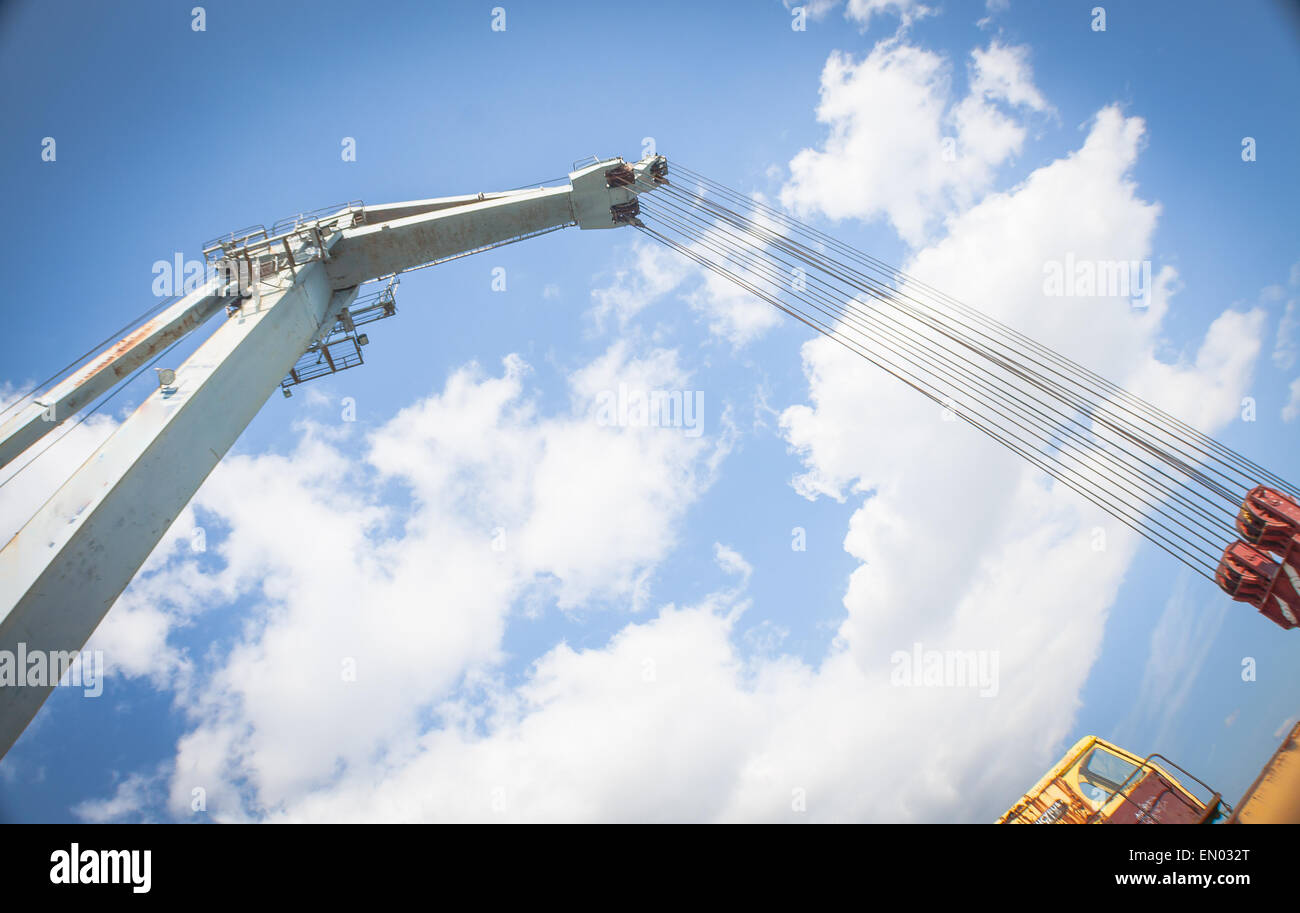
[1262,261,1299,370]
[967,41,1048,112]
[1273,296,1297,371]
[781,0,932,29]
[95,343,733,819]
[214,532,1106,823]
[712,542,753,584]
[1129,306,1265,433]
[780,38,1051,245]
[776,104,1265,811]
[1116,574,1228,748]
[74,767,165,823]
[589,243,689,330]
[271,574,765,822]
[686,261,783,348]
[845,0,933,30]
[0,404,119,546]
[783,0,840,21]
[1283,376,1300,423]
[196,542,1054,823]
[590,237,780,348]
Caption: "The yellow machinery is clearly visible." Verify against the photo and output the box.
[999,736,1223,824]
[1000,721,1300,823]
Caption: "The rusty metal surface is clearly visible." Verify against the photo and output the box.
[1229,720,1300,823]
[71,302,209,389]
[0,284,225,471]
[999,736,1215,824]
[997,736,1098,823]
[1102,771,1206,824]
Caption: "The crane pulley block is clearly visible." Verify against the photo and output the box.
[605,156,668,189]
[1236,486,1300,554]
[1215,537,1300,630]
[568,154,666,229]
[611,199,641,224]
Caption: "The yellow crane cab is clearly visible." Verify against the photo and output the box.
[998,735,1225,824]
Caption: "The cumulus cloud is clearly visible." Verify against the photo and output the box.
[688,265,784,348]
[778,104,1265,809]
[192,542,1081,823]
[589,243,689,330]
[590,237,780,348]
[780,38,1051,245]
[70,343,732,819]
[1130,307,1265,432]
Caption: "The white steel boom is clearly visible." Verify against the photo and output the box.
[0,155,667,756]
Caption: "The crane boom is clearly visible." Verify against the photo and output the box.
[0,155,667,757]
[0,282,230,471]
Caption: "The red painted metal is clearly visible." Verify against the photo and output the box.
[1215,536,1300,630]
[1103,770,1207,824]
[1236,486,1300,555]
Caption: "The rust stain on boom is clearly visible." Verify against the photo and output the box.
[59,301,216,413]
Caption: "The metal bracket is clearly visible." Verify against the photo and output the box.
[279,277,398,395]
[204,202,366,294]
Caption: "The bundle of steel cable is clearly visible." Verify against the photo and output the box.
[626,164,1296,580]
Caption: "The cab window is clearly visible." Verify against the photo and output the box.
[1081,747,1140,794]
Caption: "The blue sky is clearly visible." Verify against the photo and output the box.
[0,0,1297,822]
